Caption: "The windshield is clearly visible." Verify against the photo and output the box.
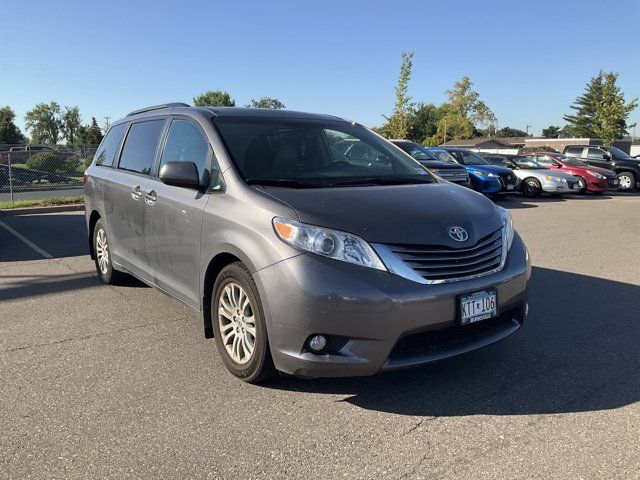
[452,150,489,166]
[394,142,438,161]
[604,146,632,159]
[559,156,588,166]
[212,117,435,188]
[513,157,545,169]
[430,150,459,164]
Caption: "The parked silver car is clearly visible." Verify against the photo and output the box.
[84,104,531,382]
[483,154,580,197]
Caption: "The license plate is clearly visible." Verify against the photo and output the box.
[459,290,497,325]
[614,179,619,185]
[507,185,514,190]
[568,183,574,189]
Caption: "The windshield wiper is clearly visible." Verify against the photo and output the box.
[328,176,433,187]
[245,178,320,188]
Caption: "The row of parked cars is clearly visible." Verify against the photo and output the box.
[391,140,640,197]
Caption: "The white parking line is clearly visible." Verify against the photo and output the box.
[0,219,53,259]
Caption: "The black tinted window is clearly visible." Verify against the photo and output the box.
[118,120,164,174]
[565,146,582,155]
[160,120,210,181]
[587,147,605,158]
[95,123,127,167]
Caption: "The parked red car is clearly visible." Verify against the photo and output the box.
[523,152,618,193]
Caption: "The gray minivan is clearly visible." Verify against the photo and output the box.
[84,104,531,383]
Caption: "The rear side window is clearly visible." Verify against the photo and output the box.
[160,120,210,181]
[118,120,165,175]
[95,123,127,167]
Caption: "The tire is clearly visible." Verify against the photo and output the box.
[93,219,125,285]
[212,262,277,383]
[576,177,587,194]
[618,172,636,192]
[522,178,542,197]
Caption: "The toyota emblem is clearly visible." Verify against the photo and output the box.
[448,226,469,242]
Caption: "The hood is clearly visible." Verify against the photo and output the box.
[418,160,465,170]
[261,183,502,245]
[582,166,617,177]
[467,164,512,175]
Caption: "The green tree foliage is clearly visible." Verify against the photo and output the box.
[429,77,495,145]
[541,125,561,138]
[0,106,26,144]
[248,97,285,109]
[61,106,82,146]
[406,103,445,143]
[85,117,104,145]
[383,51,414,139]
[496,127,528,138]
[25,102,63,144]
[193,90,236,107]
[26,152,75,173]
[564,71,637,144]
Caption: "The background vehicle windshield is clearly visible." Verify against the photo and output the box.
[213,117,435,187]
[453,150,489,166]
[430,150,459,164]
[604,146,633,159]
[560,156,588,166]
[513,157,544,169]
[395,142,438,161]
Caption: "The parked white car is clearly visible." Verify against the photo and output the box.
[482,155,580,197]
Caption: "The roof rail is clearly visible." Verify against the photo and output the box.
[126,102,190,117]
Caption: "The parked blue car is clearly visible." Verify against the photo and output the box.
[427,147,519,195]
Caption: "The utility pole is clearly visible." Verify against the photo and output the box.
[526,125,532,136]
[443,118,447,146]
[103,117,111,133]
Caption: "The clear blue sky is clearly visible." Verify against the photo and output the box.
[1,0,639,137]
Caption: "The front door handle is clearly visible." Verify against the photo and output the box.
[144,190,157,206]
[131,185,142,201]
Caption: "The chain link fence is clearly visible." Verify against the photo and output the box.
[0,144,98,207]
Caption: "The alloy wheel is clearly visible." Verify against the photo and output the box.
[95,228,110,275]
[218,282,256,364]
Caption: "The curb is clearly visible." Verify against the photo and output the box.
[0,204,84,216]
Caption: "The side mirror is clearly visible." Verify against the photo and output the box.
[159,161,200,189]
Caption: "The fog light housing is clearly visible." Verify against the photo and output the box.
[308,335,327,352]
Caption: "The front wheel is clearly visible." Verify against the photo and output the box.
[522,178,542,197]
[212,262,277,383]
[576,177,587,194]
[618,172,636,192]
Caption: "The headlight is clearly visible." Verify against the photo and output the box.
[495,205,514,256]
[588,171,606,179]
[469,169,485,177]
[273,217,387,271]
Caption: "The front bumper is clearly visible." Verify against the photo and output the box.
[541,179,577,193]
[255,233,531,378]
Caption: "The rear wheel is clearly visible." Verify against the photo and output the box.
[618,172,636,191]
[522,178,542,197]
[212,262,277,383]
[93,219,125,285]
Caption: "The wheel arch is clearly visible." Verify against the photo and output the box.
[88,210,101,260]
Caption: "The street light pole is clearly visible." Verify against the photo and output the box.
[526,125,532,136]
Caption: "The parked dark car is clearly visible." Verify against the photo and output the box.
[84,103,530,383]
[442,148,519,194]
[563,145,640,191]
[390,140,469,186]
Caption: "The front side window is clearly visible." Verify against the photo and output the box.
[160,119,211,182]
[587,147,606,159]
[95,123,127,167]
[535,154,555,166]
[118,120,165,175]
[432,150,458,163]
[212,117,434,188]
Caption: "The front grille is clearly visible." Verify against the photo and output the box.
[434,169,467,181]
[385,228,503,282]
[388,308,521,362]
[498,172,516,187]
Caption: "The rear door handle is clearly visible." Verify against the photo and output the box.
[144,190,157,206]
[131,185,142,201]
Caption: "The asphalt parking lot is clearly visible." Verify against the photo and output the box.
[1,193,639,479]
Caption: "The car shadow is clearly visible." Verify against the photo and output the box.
[266,267,640,417]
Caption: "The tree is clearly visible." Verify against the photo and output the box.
[248,97,285,109]
[406,103,445,143]
[61,106,82,146]
[496,127,528,138]
[85,117,104,145]
[383,51,414,139]
[564,71,637,143]
[0,106,26,144]
[25,102,62,144]
[541,125,561,138]
[193,90,235,107]
[428,76,495,144]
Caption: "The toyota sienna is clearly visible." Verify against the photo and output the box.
[84,104,531,383]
